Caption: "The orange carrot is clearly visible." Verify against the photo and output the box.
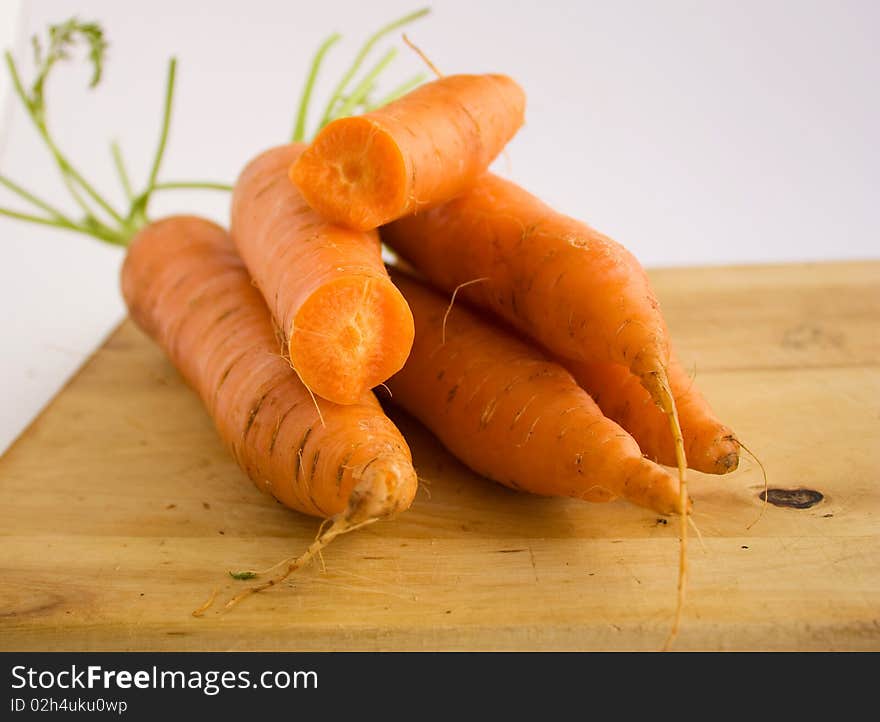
[383,175,671,383]
[382,173,687,468]
[387,269,687,515]
[290,74,526,231]
[566,357,739,475]
[122,216,418,528]
[383,173,693,643]
[231,144,414,405]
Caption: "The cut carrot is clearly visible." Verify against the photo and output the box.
[290,74,526,231]
[231,144,414,405]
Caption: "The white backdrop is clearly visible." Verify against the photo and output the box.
[0,0,878,453]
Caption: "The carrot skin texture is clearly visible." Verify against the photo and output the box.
[382,173,671,385]
[291,74,526,231]
[121,216,417,520]
[231,145,414,405]
[567,358,739,474]
[387,270,686,515]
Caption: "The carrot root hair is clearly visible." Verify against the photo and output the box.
[688,514,706,553]
[215,453,415,613]
[741,440,769,530]
[416,474,433,500]
[222,514,378,613]
[654,370,689,651]
[402,33,443,78]
[191,587,220,618]
[441,277,489,345]
[284,346,327,429]
[273,322,327,428]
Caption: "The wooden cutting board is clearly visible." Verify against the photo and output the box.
[1,261,878,651]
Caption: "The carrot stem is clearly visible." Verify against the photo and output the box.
[0,205,77,232]
[292,32,342,142]
[2,27,227,248]
[4,11,425,245]
[152,181,233,192]
[110,140,134,203]
[0,173,76,225]
[141,57,177,219]
[317,7,429,127]
[366,71,425,111]
[55,147,122,224]
[335,48,397,119]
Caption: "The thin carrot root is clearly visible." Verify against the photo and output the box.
[223,515,379,612]
[293,361,327,429]
[441,277,490,346]
[653,371,689,651]
[688,514,707,553]
[402,33,443,78]
[191,587,220,618]
[221,454,414,612]
[416,474,433,500]
[742,441,769,530]
[231,518,333,580]
[314,516,332,573]
[376,382,393,399]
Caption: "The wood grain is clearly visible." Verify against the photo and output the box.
[1,261,878,650]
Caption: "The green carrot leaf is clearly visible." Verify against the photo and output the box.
[334,48,397,120]
[365,71,426,111]
[317,7,430,129]
[292,32,342,142]
[138,57,177,222]
[29,18,107,116]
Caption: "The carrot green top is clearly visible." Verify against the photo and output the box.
[0,19,231,246]
[0,10,431,244]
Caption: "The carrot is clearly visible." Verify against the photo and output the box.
[566,357,740,475]
[382,173,693,643]
[387,269,687,515]
[230,143,414,405]
[290,73,526,231]
[122,216,417,528]
[227,15,434,405]
[382,174,689,471]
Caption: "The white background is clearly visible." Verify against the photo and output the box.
[0,0,878,454]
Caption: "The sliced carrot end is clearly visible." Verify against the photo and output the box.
[291,117,409,231]
[290,275,415,404]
